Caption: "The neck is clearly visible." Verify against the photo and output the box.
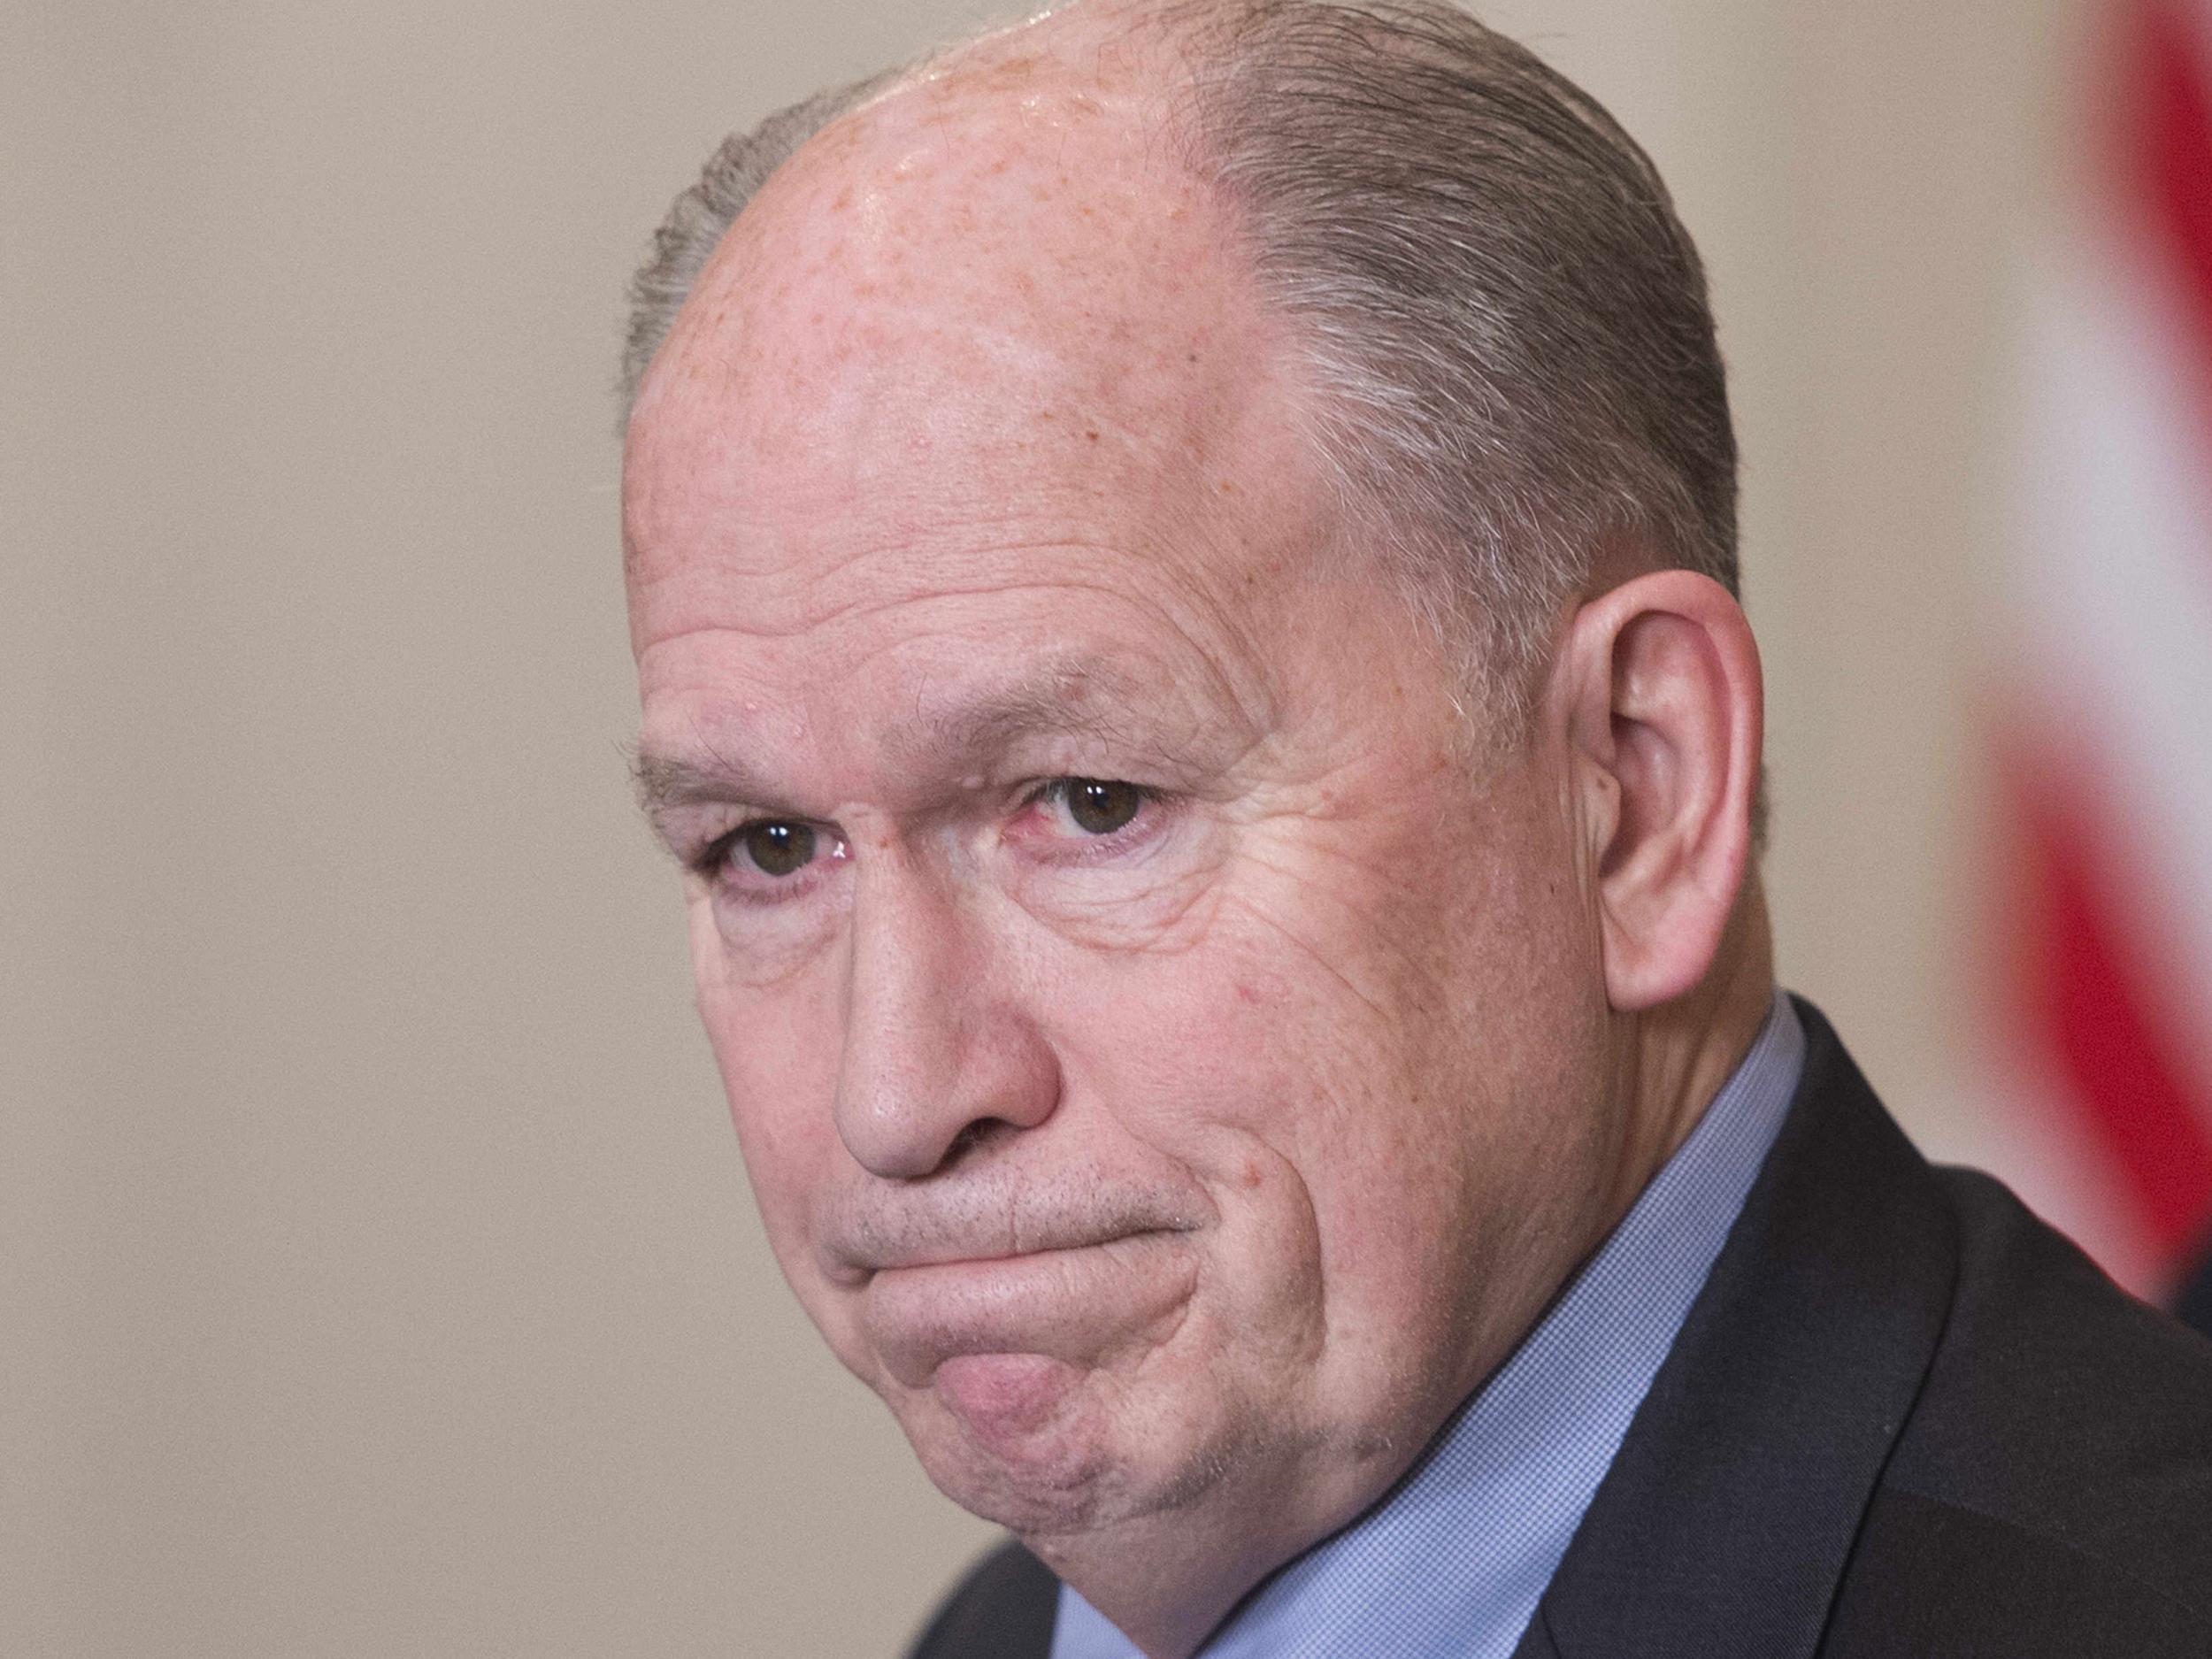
[1029,1497,1306,1659]
[1600,878,1778,1224]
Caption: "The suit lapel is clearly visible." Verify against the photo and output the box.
[1514,1000,1958,1659]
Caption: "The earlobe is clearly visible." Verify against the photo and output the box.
[1560,571,1763,1012]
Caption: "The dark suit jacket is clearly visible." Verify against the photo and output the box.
[2175,1239,2212,1341]
[908,1000,2212,1658]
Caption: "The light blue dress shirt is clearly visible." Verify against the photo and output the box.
[1051,991,1807,1659]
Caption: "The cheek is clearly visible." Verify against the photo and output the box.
[1049,852,1469,1165]
[690,904,848,1268]
[1037,805,1601,1359]
[1049,939,1334,1155]
[1040,907,1409,1294]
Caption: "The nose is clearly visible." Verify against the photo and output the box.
[831,856,1061,1180]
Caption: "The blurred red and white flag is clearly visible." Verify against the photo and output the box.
[1986,0,2212,1297]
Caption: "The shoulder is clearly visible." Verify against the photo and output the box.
[1828,1165,2212,1656]
[905,1539,1059,1659]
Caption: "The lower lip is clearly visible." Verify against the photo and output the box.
[863,1233,1195,1385]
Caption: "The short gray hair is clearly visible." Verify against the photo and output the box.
[621,0,1738,725]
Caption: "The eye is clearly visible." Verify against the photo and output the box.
[1033,777,1152,838]
[738,820,816,877]
[703,818,841,887]
[1064,779,1145,834]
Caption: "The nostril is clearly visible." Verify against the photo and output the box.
[941,1118,1020,1167]
[943,1121,988,1165]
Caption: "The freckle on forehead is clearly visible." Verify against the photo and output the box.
[624,8,1329,626]
[658,34,1257,411]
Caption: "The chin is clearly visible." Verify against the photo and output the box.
[894,1351,1263,1544]
[890,1354,1145,1532]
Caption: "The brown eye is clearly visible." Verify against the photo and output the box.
[741,821,816,877]
[1064,779,1144,835]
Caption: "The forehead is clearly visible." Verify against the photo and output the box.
[637,34,1233,412]
[622,44,1341,772]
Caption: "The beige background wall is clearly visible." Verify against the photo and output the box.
[4,2,2078,1653]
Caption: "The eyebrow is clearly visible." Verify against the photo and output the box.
[632,657,1211,825]
[631,749,786,819]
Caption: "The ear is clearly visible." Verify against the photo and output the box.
[1553,569,1763,1011]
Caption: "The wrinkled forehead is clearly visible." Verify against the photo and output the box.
[619,43,1317,626]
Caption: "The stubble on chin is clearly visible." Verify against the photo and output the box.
[881,1318,1267,1543]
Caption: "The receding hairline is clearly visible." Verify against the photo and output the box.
[621,0,1744,784]
[621,2,1259,421]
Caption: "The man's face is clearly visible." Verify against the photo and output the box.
[624,76,1619,1556]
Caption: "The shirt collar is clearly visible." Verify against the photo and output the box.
[1052,990,1807,1659]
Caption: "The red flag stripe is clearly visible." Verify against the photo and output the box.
[2003,741,2212,1259]
[2138,2,2212,392]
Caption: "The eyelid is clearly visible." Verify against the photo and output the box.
[1024,776,1152,810]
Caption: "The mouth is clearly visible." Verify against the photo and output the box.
[818,1188,1208,1286]
[846,1223,1187,1277]
[861,1229,1199,1387]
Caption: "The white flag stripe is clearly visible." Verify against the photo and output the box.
[2009,220,2212,1115]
